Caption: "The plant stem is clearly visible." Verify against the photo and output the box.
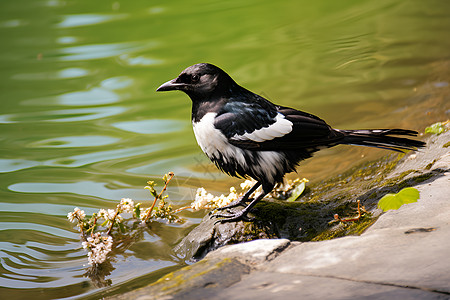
[173,206,191,213]
[334,200,368,222]
[144,172,174,223]
[107,209,119,235]
[77,215,86,239]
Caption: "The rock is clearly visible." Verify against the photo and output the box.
[205,238,294,264]
[109,129,450,300]
[109,258,250,300]
[174,205,277,260]
[175,132,450,261]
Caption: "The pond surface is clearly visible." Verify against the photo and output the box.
[0,0,449,299]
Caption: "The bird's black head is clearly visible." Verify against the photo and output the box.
[156,63,235,101]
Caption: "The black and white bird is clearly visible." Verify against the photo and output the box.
[156,63,425,223]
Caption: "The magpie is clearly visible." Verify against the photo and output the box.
[156,63,425,223]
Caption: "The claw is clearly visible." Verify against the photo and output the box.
[212,210,255,224]
[215,198,249,211]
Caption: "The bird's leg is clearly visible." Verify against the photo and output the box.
[215,181,261,211]
[213,191,267,223]
[213,182,274,223]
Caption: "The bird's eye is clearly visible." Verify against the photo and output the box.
[191,74,200,83]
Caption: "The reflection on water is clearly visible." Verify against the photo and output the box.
[0,107,127,123]
[0,0,449,298]
[0,159,40,173]
[12,67,89,80]
[112,119,187,134]
[57,41,157,61]
[30,135,120,148]
[57,13,127,28]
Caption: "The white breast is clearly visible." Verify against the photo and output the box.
[193,112,246,166]
[192,112,288,183]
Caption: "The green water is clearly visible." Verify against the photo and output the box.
[1,0,449,298]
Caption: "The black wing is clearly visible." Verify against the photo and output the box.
[214,102,344,151]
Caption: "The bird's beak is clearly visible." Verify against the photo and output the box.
[156,78,183,92]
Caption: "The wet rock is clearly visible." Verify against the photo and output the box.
[174,205,277,260]
[109,258,251,300]
[205,238,295,264]
[110,130,450,300]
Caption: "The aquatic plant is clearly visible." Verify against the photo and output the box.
[425,120,449,135]
[68,173,309,267]
[67,173,181,266]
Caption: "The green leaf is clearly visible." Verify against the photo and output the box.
[377,187,420,211]
[145,186,158,198]
[134,203,141,219]
[425,122,445,135]
[118,222,126,233]
[287,181,306,202]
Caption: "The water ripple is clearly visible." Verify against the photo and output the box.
[0,107,127,123]
[112,119,187,134]
[11,67,89,81]
[0,203,81,216]
[8,181,149,201]
[58,41,157,61]
[58,87,120,106]
[57,13,127,28]
[30,136,119,148]
[0,159,40,173]
[45,144,162,167]
[0,223,76,239]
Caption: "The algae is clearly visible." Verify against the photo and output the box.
[246,149,439,242]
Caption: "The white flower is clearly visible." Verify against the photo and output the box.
[67,207,86,223]
[139,208,149,222]
[214,189,238,208]
[115,213,123,223]
[190,187,240,210]
[84,232,113,265]
[107,209,116,220]
[118,198,134,213]
[191,188,215,210]
[97,209,108,220]
[240,179,256,190]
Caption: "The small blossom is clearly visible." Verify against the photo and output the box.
[118,198,134,213]
[191,188,215,210]
[98,208,123,223]
[114,213,123,223]
[97,209,108,220]
[240,179,256,190]
[190,186,240,210]
[107,209,116,220]
[139,208,149,222]
[81,241,89,249]
[83,232,113,265]
[67,207,86,223]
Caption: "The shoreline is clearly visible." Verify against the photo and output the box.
[108,130,449,299]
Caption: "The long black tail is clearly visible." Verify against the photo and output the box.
[339,129,425,152]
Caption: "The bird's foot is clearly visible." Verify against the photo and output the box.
[215,196,251,211]
[212,209,255,224]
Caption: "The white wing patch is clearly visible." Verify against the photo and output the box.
[193,112,289,183]
[232,113,293,142]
